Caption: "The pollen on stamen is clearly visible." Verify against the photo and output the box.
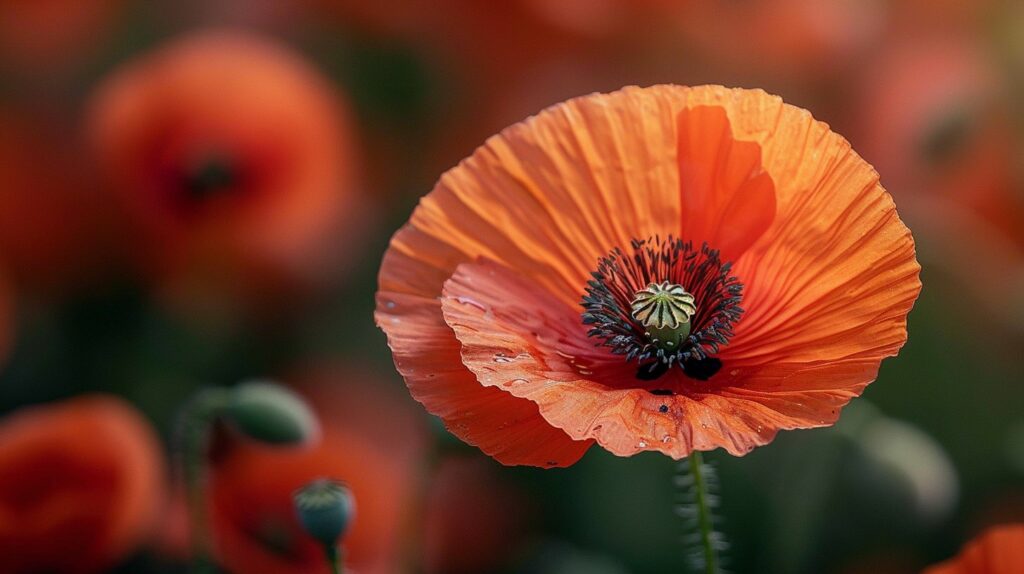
[580,236,743,381]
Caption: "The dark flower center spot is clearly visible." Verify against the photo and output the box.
[581,236,742,381]
[182,153,239,202]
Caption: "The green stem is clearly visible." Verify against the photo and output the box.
[325,545,342,574]
[688,451,718,574]
[177,388,230,571]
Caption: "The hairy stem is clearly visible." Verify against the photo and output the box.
[688,451,718,574]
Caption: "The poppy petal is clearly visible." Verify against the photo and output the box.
[377,238,592,467]
[677,105,777,262]
[377,292,592,467]
[718,100,921,370]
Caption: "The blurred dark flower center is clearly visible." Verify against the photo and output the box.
[181,152,240,202]
[919,105,973,165]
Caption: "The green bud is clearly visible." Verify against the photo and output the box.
[223,380,319,445]
[294,479,356,546]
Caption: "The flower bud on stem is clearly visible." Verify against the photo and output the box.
[294,479,356,574]
[176,381,319,572]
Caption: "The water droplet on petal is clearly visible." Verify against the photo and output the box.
[453,296,487,312]
[637,441,648,448]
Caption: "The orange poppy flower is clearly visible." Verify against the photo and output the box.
[87,30,361,309]
[207,368,425,574]
[924,524,1024,574]
[376,85,921,467]
[0,395,164,573]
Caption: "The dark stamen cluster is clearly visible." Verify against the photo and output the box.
[581,236,743,381]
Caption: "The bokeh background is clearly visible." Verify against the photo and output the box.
[0,1,1023,573]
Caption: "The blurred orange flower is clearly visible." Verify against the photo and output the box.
[207,368,425,574]
[88,30,362,311]
[0,395,164,574]
[0,0,121,73]
[376,85,921,467]
[924,524,1024,574]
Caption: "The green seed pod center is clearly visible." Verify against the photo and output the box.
[631,281,696,351]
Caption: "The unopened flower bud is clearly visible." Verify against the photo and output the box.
[223,380,319,445]
[294,479,355,546]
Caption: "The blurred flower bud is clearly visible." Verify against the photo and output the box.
[223,381,319,445]
[839,402,959,526]
[294,479,356,547]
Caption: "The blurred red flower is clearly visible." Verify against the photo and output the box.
[856,37,1020,250]
[676,0,883,81]
[0,395,165,574]
[421,455,531,574]
[312,0,690,188]
[315,0,675,47]
[87,30,363,312]
[0,0,121,73]
[207,367,425,574]
[377,85,921,467]
[924,524,1024,574]
[853,37,1024,333]
[0,108,116,295]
